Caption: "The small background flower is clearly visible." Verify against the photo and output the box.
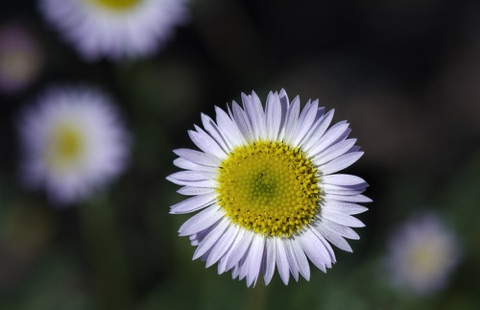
[18,85,130,204]
[38,0,189,61]
[386,212,461,295]
[0,0,480,309]
[0,22,43,93]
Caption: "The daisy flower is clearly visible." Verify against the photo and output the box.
[167,89,370,287]
[18,85,130,204]
[386,212,461,295]
[38,0,189,60]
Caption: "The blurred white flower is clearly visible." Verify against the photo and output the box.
[38,0,189,61]
[0,23,43,93]
[18,86,130,204]
[386,212,461,295]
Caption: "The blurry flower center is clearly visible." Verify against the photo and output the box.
[409,243,447,277]
[47,124,85,171]
[89,0,140,10]
[0,50,37,81]
[216,141,321,238]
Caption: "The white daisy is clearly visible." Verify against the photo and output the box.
[18,85,130,204]
[386,212,461,295]
[38,0,189,60]
[167,89,371,287]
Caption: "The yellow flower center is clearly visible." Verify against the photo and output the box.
[216,141,322,238]
[88,0,140,11]
[47,124,85,172]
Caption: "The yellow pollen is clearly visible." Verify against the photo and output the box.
[88,0,140,11]
[216,141,322,238]
[47,124,85,171]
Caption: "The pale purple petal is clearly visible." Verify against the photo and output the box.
[321,210,366,228]
[193,218,230,260]
[188,128,227,160]
[300,109,335,152]
[315,223,353,252]
[215,106,247,147]
[170,192,217,214]
[263,238,277,285]
[173,148,221,167]
[313,138,357,165]
[173,158,218,173]
[265,92,282,141]
[308,121,350,157]
[206,224,239,268]
[275,238,290,285]
[178,205,224,236]
[319,151,364,175]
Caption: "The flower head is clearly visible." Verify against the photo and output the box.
[39,0,189,60]
[0,23,43,93]
[18,85,130,204]
[386,212,461,295]
[167,89,370,286]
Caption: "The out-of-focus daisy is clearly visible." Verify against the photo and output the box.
[386,212,461,295]
[39,0,189,61]
[0,23,43,93]
[18,86,130,204]
[167,89,370,287]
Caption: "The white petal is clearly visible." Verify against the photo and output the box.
[319,151,364,175]
[206,224,239,268]
[313,139,357,165]
[265,92,282,141]
[215,106,247,147]
[165,177,217,188]
[201,114,233,153]
[264,237,277,285]
[178,205,224,236]
[224,229,255,272]
[275,238,290,285]
[173,158,218,173]
[193,218,230,260]
[177,186,216,196]
[322,210,365,228]
[301,109,335,152]
[167,170,217,182]
[170,192,217,214]
[247,91,267,140]
[282,96,301,144]
[290,238,310,281]
[322,174,367,187]
[277,90,290,141]
[174,148,221,167]
[291,100,319,147]
[308,121,350,157]
[284,239,300,281]
[315,223,353,252]
[218,228,246,274]
[320,218,360,240]
[322,184,365,196]
[298,229,330,272]
[231,101,254,142]
[188,128,227,160]
[245,234,265,287]
[322,202,368,215]
[326,193,372,203]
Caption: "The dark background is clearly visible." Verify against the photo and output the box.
[0,0,479,309]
